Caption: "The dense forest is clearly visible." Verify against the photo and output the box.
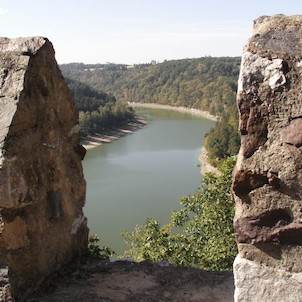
[61,57,241,162]
[61,57,240,116]
[65,78,135,137]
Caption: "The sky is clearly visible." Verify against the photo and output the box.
[0,0,301,64]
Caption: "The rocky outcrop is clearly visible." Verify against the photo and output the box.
[233,15,302,301]
[0,37,88,300]
[27,258,234,302]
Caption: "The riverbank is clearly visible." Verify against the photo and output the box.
[82,103,218,174]
[81,103,217,150]
[81,118,146,150]
[128,102,218,121]
[198,147,220,175]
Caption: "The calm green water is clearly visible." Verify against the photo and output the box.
[83,108,215,255]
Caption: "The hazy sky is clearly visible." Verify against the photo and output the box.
[0,0,301,64]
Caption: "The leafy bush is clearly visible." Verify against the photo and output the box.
[88,234,115,259]
[122,157,237,271]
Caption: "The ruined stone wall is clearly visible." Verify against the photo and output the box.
[0,37,88,300]
[233,15,302,301]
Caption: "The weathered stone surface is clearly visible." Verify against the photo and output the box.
[250,15,302,58]
[0,265,11,302]
[0,37,88,300]
[234,209,302,245]
[234,256,302,302]
[233,169,281,197]
[233,15,302,301]
[233,170,269,197]
[281,118,302,147]
[0,216,29,250]
[27,258,235,302]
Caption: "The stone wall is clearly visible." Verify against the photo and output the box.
[0,37,88,300]
[233,15,302,301]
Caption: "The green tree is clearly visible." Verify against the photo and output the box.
[205,114,240,164]
[66,78,135,138]
[61,57,241,115]
[88,234,115,259]
[122,157,237,271]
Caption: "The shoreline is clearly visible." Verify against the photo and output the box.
[82,102,218,175]
[82,102,217,150]
[198,147,220,175]
[128,102,218,121]
[81,118,146,150]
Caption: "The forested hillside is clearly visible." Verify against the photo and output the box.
[61,57,241,161]
[66,78,135,137]
[61,57,240,117]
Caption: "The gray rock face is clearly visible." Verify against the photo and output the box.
[0,37,88,300]
[234,256,302,302]
[233,15,302,302]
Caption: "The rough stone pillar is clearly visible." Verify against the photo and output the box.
[0,37,88,300]
[232,15,302,301]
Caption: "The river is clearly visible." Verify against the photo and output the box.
[83,108,216,256]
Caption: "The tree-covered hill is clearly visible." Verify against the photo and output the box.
[61,57,241,161]
[65,77,116,112]
[66,78,135,137]
[61,57,240,117]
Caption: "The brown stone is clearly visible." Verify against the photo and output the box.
[233,15,302,301]
[0,216,29,250]
[74,144,87,160]
[233,170,269,197]
[281,118,302,147]
[0,37,88,300]
[267,171,281,188]
[28,259,235,302]
[234,208,302,245]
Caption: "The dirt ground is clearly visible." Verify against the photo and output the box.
[27,257,234,302]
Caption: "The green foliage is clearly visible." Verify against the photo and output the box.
[65,78,135,137]
[88,234,115,259]
[61,57,241,116]
[66,77,116,112]
[205,114,240,164]
[78,101,135,137]
[62,58,241,159]
[122,157,237,271]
